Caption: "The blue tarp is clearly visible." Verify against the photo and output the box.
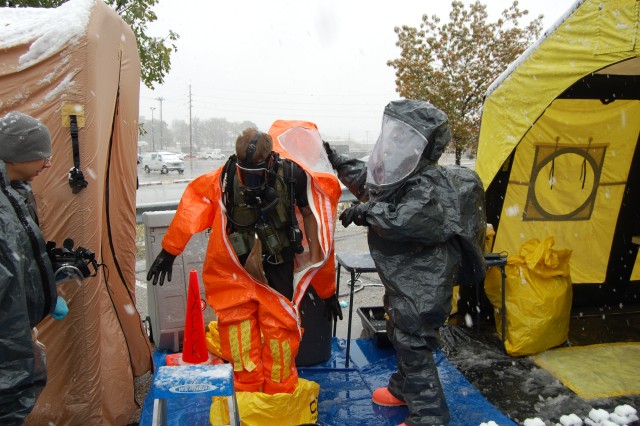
[139,338,515,425]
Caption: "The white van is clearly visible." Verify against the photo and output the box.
[142,151,184,174]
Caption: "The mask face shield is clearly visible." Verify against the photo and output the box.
[277,126,333,173]
[366,115,429,188]
[236,162,268,189]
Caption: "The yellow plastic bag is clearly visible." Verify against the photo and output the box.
[210,378,320,426]
[205,321,225,359]
[484,236,573,356]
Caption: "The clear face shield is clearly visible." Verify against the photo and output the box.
[366,115,429,188]
[277,126,333,173]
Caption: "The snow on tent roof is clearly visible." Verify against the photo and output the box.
[0,0,95,70]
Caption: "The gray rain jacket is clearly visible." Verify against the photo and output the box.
[0,160,57,424]
[329,100,486,424]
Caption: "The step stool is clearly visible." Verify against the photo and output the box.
[151,363,239,426]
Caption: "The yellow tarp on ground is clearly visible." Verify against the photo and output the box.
[533,342,640,398]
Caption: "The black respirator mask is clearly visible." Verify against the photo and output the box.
[236,133,279,213]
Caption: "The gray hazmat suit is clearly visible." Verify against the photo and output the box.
[328,100,486,425]
[0,160,57,424]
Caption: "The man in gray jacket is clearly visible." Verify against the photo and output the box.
[0,112,67,424]
[324,100,486,425]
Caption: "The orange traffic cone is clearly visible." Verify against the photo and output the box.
[166,270,220,365]
[182,270,209,363]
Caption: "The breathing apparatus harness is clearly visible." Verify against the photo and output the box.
[221,133,304,264]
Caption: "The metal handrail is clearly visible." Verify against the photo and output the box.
[136,187,357,224]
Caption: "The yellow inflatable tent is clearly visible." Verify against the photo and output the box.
[0,0,153,423]
[476,0,640,305]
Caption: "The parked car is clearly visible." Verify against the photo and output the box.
[198,151,225,160]
[142,151,184,174]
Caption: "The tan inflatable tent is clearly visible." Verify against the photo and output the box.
[0,0,153,423]
[476,0,640,305]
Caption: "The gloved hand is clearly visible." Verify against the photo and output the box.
[147,248,177,286]
[322,140,338,167]
[339,203,369,228]
[52,296,68,320]
[323,293,343,322]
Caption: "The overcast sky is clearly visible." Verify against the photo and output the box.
[139,0,578,143]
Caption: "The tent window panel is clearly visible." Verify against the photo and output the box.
[523,143,607,221]
[595,0,638,55]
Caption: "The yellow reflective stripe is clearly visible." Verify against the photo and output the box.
[241,320,256,372]
[228,325,243,372]
[270,339,281,383]
[282,340,291,380]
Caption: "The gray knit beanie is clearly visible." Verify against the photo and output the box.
[0,112,52,163]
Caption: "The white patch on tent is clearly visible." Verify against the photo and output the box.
[605,187,611,199]
[4,90,30,111]
[123,303,136,315]
[549,176,556,187]
[202,196,211,204]
[121,34,126,42]
[38,56,72,88]
[43,71,78,103]
[232,273,238,280]
[505,204,520,217]
[520,232,526,239]
[12,251,21,262]
[91,91,96,97]
[620,109,628,127]
[0,0,96,70]
[86,168,97,179]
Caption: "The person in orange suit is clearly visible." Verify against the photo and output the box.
[147,124,342,394]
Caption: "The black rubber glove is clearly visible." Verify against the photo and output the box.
[147,248,177,286]
[323,293,343,322]
[339,203,369,228]
[323,140,338,167]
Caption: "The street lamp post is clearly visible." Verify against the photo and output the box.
[150,107,156,151]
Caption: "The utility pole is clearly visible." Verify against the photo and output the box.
[150,107,156,151]
[156,97,164,150]
[189,84,193,158]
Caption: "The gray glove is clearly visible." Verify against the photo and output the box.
[147,249,177,286]
[323,140,339,168]
[339,203,369,228]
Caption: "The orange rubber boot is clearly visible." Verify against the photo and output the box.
[372,387,407,406]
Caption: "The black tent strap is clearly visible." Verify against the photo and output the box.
[68,114,88,194]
